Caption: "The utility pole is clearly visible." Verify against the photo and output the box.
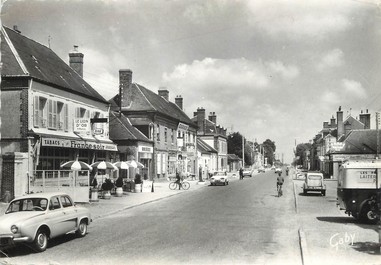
[376,112,381,253]
[242,135,245,168]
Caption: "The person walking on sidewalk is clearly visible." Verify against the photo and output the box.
[277,172,284,197]
[239,168,244,180]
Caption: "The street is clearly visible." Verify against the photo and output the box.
[2,171,301,265]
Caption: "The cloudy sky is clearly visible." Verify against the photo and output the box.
[2,0,381,163]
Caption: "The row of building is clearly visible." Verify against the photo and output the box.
[304,105,378,179]
[0,26,244,201]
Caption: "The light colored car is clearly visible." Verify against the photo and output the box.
[275,167,282,174]
[242,168,253,177]
[303,172,326,196]
[210,172,229,186]
[0,192,91,252]
[257,166,265,173]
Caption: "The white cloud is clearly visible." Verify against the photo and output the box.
[317,49,344,71]
[267,61,300,79]
[342,79,367,99]
[245,0,356,40]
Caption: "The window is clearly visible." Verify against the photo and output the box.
[60,196,73,208]
[164,127,168,143]
[156,124,160,142]
[48,99,57,129]
[33,96,47,128]
[171,129,174,143]
[49,197,61,210]
[57,102,68,131]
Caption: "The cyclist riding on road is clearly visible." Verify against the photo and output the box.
[277,172,284,197]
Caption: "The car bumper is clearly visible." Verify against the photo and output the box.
[0,235,32,247]
[211,181,227,185]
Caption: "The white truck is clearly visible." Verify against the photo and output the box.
[337,160,381,224]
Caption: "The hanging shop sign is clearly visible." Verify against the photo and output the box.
[138,146,153,153]
[41,137,118,151]
[74,119,90,133]
[177,122,189,131]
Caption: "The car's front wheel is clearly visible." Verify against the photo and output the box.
[76,220,88,237]
[33,228,48,252]
[360,204,378,224]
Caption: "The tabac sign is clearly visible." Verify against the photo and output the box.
[41,137,118,151]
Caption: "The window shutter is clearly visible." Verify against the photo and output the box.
[64,104,69,131]
[33,96,39,127]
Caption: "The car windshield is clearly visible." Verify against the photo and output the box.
[6,198,48,213]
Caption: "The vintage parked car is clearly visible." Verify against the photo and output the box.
[242,168,253,177]
[257,166,265,173]
[303,172,326,196]
[275,167,282,174]
[210,171,229,186]
[0,192,91,252]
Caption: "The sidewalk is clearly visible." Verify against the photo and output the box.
[292,175,380,265]
[82,178,211,220]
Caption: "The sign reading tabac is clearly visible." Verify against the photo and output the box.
[177,122,189,131]
[74,119,90,133]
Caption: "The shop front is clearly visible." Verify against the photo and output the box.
[30,136,118,202]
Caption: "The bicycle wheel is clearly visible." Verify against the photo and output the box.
[169,182,177,190]
[182,181,190,190]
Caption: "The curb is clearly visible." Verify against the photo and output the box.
[298,228,310,265]
[293,181,298,214]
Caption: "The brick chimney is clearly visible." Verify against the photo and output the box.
[175,95,183,110]
[69,45,84,77]
[323,121,329,129]
[119,69,133,107]
[196,107,206,134]
[330,116,336,127]
[359,109,371,129]
[208,112,217,124]
[158,87,169,101]
[337,106,344,139]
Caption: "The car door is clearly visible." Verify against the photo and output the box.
[59,195,78,231]
[46,196,75,238]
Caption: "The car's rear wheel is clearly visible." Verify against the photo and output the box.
[322,190,326,196]
[303,189,307,195]
[33,228,48,252]
[76,220,88,237]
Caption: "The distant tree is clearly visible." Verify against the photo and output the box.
[262,139,276,166]
[295,143,311,165]
[227,132,254,166]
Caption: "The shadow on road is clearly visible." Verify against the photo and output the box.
[351,241,380,255]
[316,216,357,224]
[298,192,323,197]
[0,233,79,258]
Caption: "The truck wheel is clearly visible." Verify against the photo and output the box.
[33,228,48,252]
[360,205,378,224]
[322,191,326,196]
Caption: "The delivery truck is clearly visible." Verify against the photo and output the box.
[337,160,380,224]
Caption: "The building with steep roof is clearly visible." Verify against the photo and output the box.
[1,26,117,201]
[192,108,228,172]
[109,112,153,178]
[110,69,198,179]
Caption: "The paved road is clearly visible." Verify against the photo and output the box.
[3,171,301,265]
